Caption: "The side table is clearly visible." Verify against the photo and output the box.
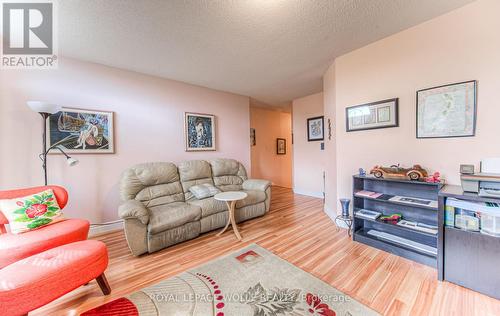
[215,191,248,241]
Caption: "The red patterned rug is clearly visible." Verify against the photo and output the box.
[82,244,378,315]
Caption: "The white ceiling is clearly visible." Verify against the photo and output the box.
[59,0,474,105]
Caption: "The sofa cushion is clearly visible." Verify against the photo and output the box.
[0,219,89,269]
[189,183,221,200]
[120,162,185,211]
[188,197,228,217]
[236,190,267,208]
[209,159,248,191]
[120,162,181,200]
[178,160,215,201]
[0,240,108,316]
[148,202,201,234]
[135,182,184,208]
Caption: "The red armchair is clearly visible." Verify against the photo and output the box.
[0,185,90,269]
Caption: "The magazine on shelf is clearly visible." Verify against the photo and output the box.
[389,195,438,208]
[354,209,382,220]
[396,220,438,234]
[355,190,382,198]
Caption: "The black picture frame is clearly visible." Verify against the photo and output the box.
[416,80,477,139]
[276,138,286,155]
[345,98,399,132]
[307,116,324,141]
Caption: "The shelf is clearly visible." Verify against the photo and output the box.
[353,174,440,269]
[439,184,500,204]
[445,225,500,239]
[354,210,437,238]
[353,228,436,267]
[354,192,438,211]
[354,175,442,187]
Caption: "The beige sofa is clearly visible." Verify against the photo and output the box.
[118,158,271,256]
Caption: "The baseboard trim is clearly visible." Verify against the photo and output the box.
[323,205,337,221]
[293,189,324,199]
[89,221,124,237]
[323,205,348,228]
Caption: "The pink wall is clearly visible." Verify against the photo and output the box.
[323,0,500,213]
[0,58,250,224]
[250,106,292,188]
[292,92,325,197]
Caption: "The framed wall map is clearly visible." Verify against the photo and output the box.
[346,98,398,132]
[417,80,477,138]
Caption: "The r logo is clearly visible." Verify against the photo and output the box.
[2,3,53,55]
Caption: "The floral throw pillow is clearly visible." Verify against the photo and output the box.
[0,189,64,234]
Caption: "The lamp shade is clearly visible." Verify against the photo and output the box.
[27,101,62,114]
[66,157,79,167]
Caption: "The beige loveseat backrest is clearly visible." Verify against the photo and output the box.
[120,162,185,207]
[178,160,215,201]
[209,158,248,191]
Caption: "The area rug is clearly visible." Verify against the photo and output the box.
[82,244,378,316]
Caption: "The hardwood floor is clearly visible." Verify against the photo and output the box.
[34,186,500,315]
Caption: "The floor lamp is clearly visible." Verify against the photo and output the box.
[27,101,79,185]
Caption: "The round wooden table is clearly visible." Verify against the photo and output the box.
[215,191,248,241]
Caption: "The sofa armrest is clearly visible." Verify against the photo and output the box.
[242,179,271,191]
[118,200,150,225]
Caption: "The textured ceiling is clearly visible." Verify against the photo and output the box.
[59,0,474,105]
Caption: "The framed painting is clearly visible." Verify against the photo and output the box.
[250,128,256,146]
[307,116,324,141]
[47,108,114,154]
[184,112,216,151]
[277,138,286,155]
[416,80,477,138]
[346,98,398,132]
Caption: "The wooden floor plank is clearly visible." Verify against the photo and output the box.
[31,186,500,315]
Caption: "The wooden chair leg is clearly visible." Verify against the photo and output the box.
[95,273,111,295]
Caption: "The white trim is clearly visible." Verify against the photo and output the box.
[293,188,324,198]
[89,221,123,237]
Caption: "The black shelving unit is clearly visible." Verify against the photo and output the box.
[352,175,442,267]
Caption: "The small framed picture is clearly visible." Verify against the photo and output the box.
[250,128,256,146]
[307,116,324,141]
[184,112,216,151]
[346,98,398,132]
[416,80,477,138]
[276,138,286,155]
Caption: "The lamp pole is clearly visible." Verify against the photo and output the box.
[28,102,78,185]
[40,113,50,185]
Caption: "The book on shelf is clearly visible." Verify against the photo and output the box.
[396,220,438,234]
[355,190,383,198]
[354,209,382,220]
[367,230,437,256]
[389,196,438,208]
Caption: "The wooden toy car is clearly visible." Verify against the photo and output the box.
[370,164,428,181]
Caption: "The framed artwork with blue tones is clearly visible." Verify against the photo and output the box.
[47,108,114,154]
[184,112,216,151]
